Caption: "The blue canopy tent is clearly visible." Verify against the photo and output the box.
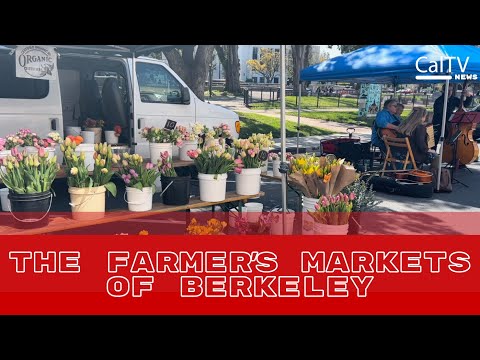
[299,45,480,190]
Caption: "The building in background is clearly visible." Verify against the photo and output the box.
[211,45,337,83]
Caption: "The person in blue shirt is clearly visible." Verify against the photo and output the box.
[371,98,401,153]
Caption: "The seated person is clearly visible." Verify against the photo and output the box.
[397,106,437,165]
[394,103,405,122]
[371,99,401,153]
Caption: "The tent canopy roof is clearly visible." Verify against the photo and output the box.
[300,45,480,84]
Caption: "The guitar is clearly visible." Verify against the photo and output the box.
[379,128,398,138]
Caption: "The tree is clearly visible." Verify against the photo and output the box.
[214,45,241,94]
[162,45,215,101]
[291,45,312,95]
[247,48,280,83]
[328,45,364,54]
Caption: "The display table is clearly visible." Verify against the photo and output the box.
[0,191,264,235]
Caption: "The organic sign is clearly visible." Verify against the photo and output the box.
[164,119,177,130]
[15,45,57,80]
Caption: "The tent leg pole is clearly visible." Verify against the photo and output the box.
[297,80,302,154]
[436,78,450,192]
[280,45,287,233]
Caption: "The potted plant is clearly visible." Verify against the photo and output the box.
[0,147,59,229]
[140,126,182,164]
[84,118,105,144]
[116,152,160,212]
[187,144,235,202]
[308,191,356,235]
[15,128,42,155]
[105,125,122,145]
[232,138,263,196]
[61,139,117,220]
[248,132,275,173]
[0,134,22,161]
[176,124,201,161]
[158,151,191,205]
[344,178,381,234]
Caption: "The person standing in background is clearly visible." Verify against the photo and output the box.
[432,83,473,146]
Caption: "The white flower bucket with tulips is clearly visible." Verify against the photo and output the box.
[178,140,198,161]
[235,168,262,196]
[232,138,265,196]
[187,144,235,202]
[149,142,173,164]
[141,126,182,164]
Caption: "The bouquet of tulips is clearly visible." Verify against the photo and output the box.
[140,126,182,146]
[61,139,117,196]
[308,191,356,225]
[116,152,160,190]
[288,153,357,198]
[232,138,263,172]
[0,147,59,194]
[187,143,235,178]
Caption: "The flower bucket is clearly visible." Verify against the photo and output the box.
[244,202,263,223]
[161,175,191,205]
[125,186,153,212]
[270,208,296,235]
[179,140,198,161]
[65,126,82,137]
[81,130,95,144]
[0,188,10,211]
[24,146,38,156]
[149,142,173,164]
[105,130,119,144]
[0,150,10,173]
[172,145,179,159]
[235,167,262,196]
[68,185,106,220]
[302,196,318,235]
[198,173,227,202]
[272,159,281,178]
[8,190,53,229]
[85,127,102,144]
[314,222,349,235]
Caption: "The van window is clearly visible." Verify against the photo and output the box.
[136,62,183,104]
[0,54,49,99]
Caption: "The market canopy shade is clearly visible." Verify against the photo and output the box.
[300,45,480,84]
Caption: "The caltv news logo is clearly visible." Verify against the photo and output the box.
[415,56,478,81]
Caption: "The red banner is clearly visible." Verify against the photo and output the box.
[0,234,479,315]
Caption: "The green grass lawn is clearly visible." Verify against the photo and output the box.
[286,111,369,126]
[249,95,358,109]
[236,111,335,138]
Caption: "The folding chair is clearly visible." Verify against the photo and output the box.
[381,135,417,176]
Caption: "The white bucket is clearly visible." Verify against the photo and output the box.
[179,140,198,161]
[75,144,95,171]
[65,126,82,137]
[302,196,318,235]
[235,167,262,196]
[125,186,153,212]
[149,142,173,165]
[105,130,119,144]
[85,127,102,144]
[244,202,263,223]
[272,159,281,178]
[0,188,10,212]
[172,145,179,159]
[0,149,10,159]
[229,207,247,228]
[270,208,296,235]
[198,173,227,202]
[24,146,38,156]
[314,222,349,235]
[154,175,163,193]
[81,131,95,144]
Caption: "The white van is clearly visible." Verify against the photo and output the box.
[0,45,240,158]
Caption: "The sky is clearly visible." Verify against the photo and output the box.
[317,45,342,58]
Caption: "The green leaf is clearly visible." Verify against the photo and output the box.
[132,182,143,191]
[104,182,117,197]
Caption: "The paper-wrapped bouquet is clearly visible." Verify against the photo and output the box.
[288,154,357,198]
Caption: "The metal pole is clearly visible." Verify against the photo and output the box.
[297,80,302,154]
[436,79,450,191]
[280,45,287,233]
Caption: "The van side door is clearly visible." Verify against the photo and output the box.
[133,59,195,159]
